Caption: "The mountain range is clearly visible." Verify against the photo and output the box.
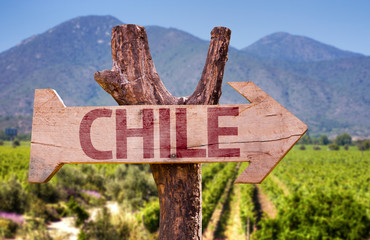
[0,15,369,137]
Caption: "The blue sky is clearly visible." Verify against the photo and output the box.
[1,0,370,55]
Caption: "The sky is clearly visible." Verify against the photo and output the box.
[1,0,370,55]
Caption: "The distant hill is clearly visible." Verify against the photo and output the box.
[242,32,363,62]
[0,15,122,116]
[0,15,369,137]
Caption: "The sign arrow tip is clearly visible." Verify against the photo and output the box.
[228,81,308,184]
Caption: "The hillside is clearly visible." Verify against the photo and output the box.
[242,32,363,62]
[0,15,369,137]
[0,15,121,115]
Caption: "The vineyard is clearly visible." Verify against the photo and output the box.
[0,141,369,239]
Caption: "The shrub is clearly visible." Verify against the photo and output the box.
[80,207,119,240]
[28,182,61,203]
[357,140,370,151]
[19,218,52,240]
[28,198,60,222]
[364,140,370,150]
[142,201,160,233]
[0,218,18,238]
[12,140,20,148]
[56,166,86,192]
[66,197,89,227]
[107,165,157,210]
[299,145,306,150]
[0,140,3,145]
[313,145,321,150]
[344,144,349,150]
[328,144,340,151]
[0,178,27,214]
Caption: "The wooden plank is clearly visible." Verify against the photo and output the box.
[29,82,307,183]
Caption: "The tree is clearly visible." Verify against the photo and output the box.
[335,133,352,146]
[319,135,329,145]
[357,140,370,151]
[94,24,231,239]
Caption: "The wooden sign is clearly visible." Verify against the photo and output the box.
[29,81,307,184]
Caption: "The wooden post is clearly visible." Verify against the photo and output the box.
[95,24,231,239]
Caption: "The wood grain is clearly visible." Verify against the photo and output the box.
[29,82,307,184]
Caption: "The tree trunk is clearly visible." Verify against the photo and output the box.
[95,24,231,239]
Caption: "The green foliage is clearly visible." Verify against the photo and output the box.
[357,139,370,151]
[255,190,369,239]
[28,198,61,222]
[28,182,62,203]
[142,201,160,233]
[2,142,369,239]
[299,145,306,150]
[19,218,53,240]
[106,165,157,210]
[0,218,18,238]
[313,145,321,150]
[12,139,20,148]
[202,163,237,230]
[56,166,87,192]
[328,143,340,151]
[299,132,312,145]
[0,177,27,213]
[66,197,89,227]
[256,146,370,239]
[80,207,119,240]
[239,175,256,235]
[202,163,226,190]
[335,132,352,146]
[0,145,30,181]
[80,206,152,240]
[0,140,3,145]
[319,135,329,145]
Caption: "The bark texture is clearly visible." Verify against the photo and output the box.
[95,24,231,240]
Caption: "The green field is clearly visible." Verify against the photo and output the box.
[0,143,369,239]
[255,146,369,239]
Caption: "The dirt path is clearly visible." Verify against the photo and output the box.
[223,184,246,240]
[203,177,234,240]
[48,216,79,240]
[256,186,277,218]
[48,201,120,240]
[203,163,243,240]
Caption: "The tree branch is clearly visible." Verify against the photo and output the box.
[186,27,231,105]
[94,24,177,105]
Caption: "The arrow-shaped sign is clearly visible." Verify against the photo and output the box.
[29,82,307,184]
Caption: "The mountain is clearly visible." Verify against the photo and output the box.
[242,32,363,62]
[0,15,369,137]
[0,15,122,115]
